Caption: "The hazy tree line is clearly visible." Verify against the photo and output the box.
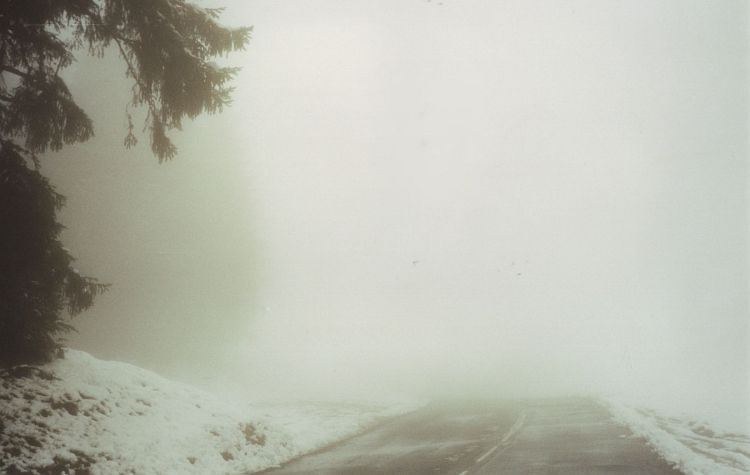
[0,0,249,366]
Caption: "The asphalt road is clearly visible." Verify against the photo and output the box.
[260,398,683,475]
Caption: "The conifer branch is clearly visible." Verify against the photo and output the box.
[0,65,30,79]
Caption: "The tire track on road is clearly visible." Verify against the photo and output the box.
[458,410,528,475]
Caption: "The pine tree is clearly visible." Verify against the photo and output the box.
[0,0,251,366]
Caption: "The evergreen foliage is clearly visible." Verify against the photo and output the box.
[0,0,250,366]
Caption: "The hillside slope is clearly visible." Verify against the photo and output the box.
[0,350,415,474]
[603,398,750,475]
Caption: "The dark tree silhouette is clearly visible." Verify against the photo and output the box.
[0,0,251,366]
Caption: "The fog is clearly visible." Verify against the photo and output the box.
[44,0,747,431]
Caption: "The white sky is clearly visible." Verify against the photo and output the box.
[46,0,748,430]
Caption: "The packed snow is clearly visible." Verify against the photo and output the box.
[603,398,750,475]
[0,350,419,474]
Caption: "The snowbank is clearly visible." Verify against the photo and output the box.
[0,350,418,474]
[602,398,750,475]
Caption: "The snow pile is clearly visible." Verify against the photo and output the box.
[603,398,750,475]
[0,350,418,474]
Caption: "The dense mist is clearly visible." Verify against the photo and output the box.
[44,0,747,432]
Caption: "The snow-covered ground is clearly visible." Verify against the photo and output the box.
[603,398,750,475]
[0,350,419,474]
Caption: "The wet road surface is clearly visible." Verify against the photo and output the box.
[260,398,682,475]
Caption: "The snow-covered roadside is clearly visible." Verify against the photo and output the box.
[0,350,420,474]
[602,398,750,475]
